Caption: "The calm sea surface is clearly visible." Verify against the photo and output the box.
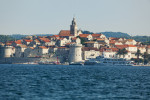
[0,64,150,100]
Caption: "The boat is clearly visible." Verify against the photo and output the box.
[38,61,55,65]
[95,56,134,66]
[69,62,84,65]
[84,58,98,65]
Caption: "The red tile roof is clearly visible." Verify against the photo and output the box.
[109,40,116,44]
[59,30,72,36]
[96,38,104,40]
[79,34,90,38]
[109,37,119,40]
[34,39,40,43]
[14,40,22,44]
[92,34,102,37]
[106,48,118,52]
[6,43,12,46]
[127,45,137,47]
[30,47,34,49]
[43,40,50,42]
[39,38,50,42]
[115,45,136,49]
[126,39,134,42]
[39,46,48,49]
[5,41,13,46]
[115,45,128,49]
[53,35,59,37]
[24,39,33,42]
[147,45,150,48]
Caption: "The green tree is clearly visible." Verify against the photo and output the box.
[142,52,149,65]
[135,49,142,64]
[117,48,128,58]
[122,48,128,58]
[117,49,122,58]
[148,54,150,60]
[76,36,86,45]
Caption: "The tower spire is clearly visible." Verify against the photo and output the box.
[70,17,78,36]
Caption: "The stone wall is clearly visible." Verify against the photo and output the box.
[0,57,41,64]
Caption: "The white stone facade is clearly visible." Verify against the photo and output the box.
[102,51,132,60]
[0,46,13,58]
[82,50,100,60]
[69,43,82,63]
[126,46,137,53]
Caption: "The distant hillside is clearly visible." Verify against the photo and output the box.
[132,36,150,43]
[82,31,131,38]
[82,31,150,44]
[35,34,53,36]
[11,34,53,39]
[82,31,93,34]
[100,32,131,38]
[0,35,15,43]
[11,34,27,39]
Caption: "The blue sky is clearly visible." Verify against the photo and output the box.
[0,0,150,36]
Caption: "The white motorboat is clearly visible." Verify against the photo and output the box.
[69,62,84,66]
[84,58,98,65]
[95,56,134,66]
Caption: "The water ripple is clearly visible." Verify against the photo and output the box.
[0,64,150,99]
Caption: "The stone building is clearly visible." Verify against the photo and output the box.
[82,47,100,60]
[69,43,83,63]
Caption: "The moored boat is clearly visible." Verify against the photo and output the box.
[69,62,84,65]
[95,56,134,66]
[84,58,98,65]
[38,62,54,65]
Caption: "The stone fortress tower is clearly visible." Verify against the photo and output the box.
[70,17,78,36]
[0,45,13,58]
[69,43,83,63]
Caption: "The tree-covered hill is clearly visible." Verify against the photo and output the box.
[101,32,131,38]
[0,35,15,43]
[11,34,53,39]
[82,31,150,44]
[82,31,131,38]
[82,31,93,34]
[132,36,150,44]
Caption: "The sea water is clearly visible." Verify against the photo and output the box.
[0,64,150,100]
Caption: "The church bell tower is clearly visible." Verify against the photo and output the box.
[70,17,78,36]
